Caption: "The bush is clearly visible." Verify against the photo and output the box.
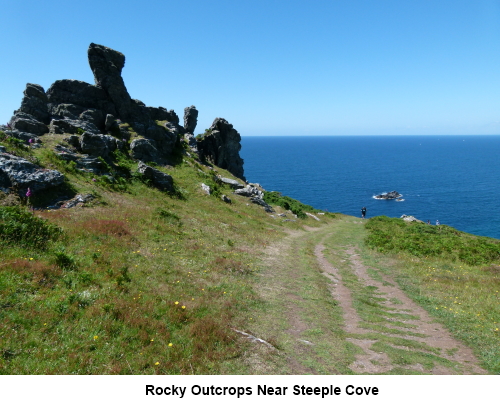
[365,216,500,265]
[263,191,314,219]
[0,206,62,249]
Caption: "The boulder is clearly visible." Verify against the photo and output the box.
[130,138,161,163]
[234,185,263,198]
[60,193,94,208]
[80,132,117,159]
[10,112,48,136]
[48,103,85,120]
[221,194,231,203]
[197,118,245,180]
[401,214,424,223]
[88,43,134,121]
[183,133,198,152]
[219,176,244,189]
[183,105,198,134]
[0,154,64,195]
[201,183,210,195]
[14,83,49,124]
[137,161,173,191]
[249,197,275,213]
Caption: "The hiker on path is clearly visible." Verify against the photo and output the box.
[361,207,367,219]
[436,219,440,225]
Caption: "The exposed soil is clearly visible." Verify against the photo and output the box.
[315,242,487,374]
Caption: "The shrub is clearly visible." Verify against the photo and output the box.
[263,191,314,219]
[0,206,62,249]
[365,216,500,265]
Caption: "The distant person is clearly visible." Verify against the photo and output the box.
[427,220,431,225]
[361,207,367,219]
[436,219,440,225]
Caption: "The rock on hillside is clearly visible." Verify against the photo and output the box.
[197,118,245,181]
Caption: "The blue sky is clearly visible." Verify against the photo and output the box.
[1,0,499,135]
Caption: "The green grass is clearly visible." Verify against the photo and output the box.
[0,135,329,374]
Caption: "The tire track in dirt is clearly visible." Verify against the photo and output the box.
[315,242,487,374]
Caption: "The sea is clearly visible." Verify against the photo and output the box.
[240,135,500,240]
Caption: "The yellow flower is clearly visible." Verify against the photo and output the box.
[168,343,173,347]
[93,336,98,340]
[181,306,186,309]
[151,339,154,342]
[155,362,160,366]
[175,301,179,305]
[29,258,33,261]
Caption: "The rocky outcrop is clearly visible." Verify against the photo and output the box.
[374,191,402,200]
[0,153,64,195]
[401,214,424,223]
[234,185,263,198]
[130,138,161,164]
[137,162,173,191]
[183,106,198,134]
[218,176,244,189]
[197,118,245,180]
[10,112,48,136]
[14,83,49,124]
[88,43,134,122]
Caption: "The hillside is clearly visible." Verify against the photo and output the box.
[1,44,499,375]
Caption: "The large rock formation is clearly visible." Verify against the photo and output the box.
[4,43,246,184]
[197,118,245,180]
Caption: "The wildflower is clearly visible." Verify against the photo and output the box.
[92,178,96,182]
[181,306,186,309]
[93,336,98,340]
[26,188,32,198]
[155,362,160,366]
[29,258,33,261]
[28,138,33,144]
[175,301,179,305]
[168,343,173,347]
[6,122,11,129]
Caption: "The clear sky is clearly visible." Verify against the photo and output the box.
[1,0,499,136]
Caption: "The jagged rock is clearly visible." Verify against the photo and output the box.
[46,79,117,116]
[183,133,198,152]
[219,177,244,189]
[10,112,48,136]
[184,105,198,134]
[130,138,161,163]
[137,161,173,191]
[197,118,245,180]
[0,154,64,195]
[79,109,105,129]
[201,183,210,195]
[105,114,117,131]
[148,107,180,125]
[88,43,134,121]
[49,118,100,135]
[221,194,231,203]
[0,146,6,153]
[249,197,275,213]
[0,128,40,144]
[374,191,402,200]
[14,83,49,124]
[143,124,177,157]
[48,103,85,120]
[234,185,263,198]
[80,132,117,159]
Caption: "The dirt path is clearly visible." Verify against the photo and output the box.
[245,218,487,374]
[316,242,486,374]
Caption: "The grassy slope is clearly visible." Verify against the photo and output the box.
[1,132,498,374]
[0,133,335,374]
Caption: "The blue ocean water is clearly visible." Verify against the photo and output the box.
[240,135,500,240]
